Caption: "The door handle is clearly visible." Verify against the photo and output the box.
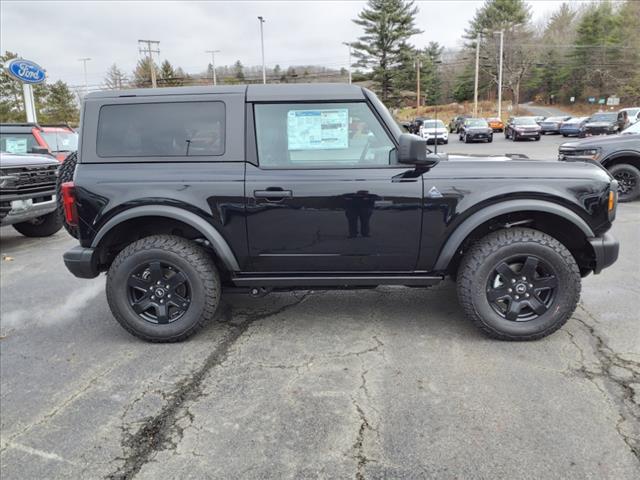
[254,189,293,201]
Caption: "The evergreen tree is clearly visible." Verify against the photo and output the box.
[0,51,24,122]
[233,60,245,81]
[351,0,422,103]
[453,65,475,103]
[133,57,155,88]
[159,60,182,86]
[39,81,79,123]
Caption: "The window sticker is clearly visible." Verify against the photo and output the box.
[5,138,28,154]
[287,109,349,150]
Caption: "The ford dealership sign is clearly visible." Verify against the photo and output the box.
[6,59,46,84]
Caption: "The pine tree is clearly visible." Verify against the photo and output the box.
[39,80,79,123]
[351,0,422,103]
[133,57,155,88]
[233,60,245,81]
[0,51,24,122]
[159,60,182,86]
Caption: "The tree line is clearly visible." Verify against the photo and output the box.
[1,0,638,125]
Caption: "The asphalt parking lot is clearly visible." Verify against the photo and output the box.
[1,137,639,479]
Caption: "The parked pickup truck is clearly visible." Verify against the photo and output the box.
[1,152,62,236]
[61,84,619,343]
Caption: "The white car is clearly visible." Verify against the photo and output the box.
[419,119,449,144]
[619,107,640,125]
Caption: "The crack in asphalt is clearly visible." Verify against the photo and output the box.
[105,292,310,480]
[572,304,640,462]
[352,400,373,480]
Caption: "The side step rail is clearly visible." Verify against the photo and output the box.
[231,274,444,288]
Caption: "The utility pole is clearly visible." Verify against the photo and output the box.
[205,50,220,85]
[473,34,480,117]
[78,57,91,95]
[258,16,266,84]
[415,58,421,111]
[342,42,352,84]
[138,39,160,88]
[495,30,504,119]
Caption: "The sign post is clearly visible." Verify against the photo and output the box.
[5,58,47,123]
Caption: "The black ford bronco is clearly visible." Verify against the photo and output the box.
[61,84,619,342]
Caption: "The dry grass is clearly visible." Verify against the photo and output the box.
[396,101,523,123]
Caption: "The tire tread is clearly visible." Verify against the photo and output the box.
[457,227,581,341]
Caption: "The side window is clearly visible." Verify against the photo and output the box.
[254,102,395,168]
[97,102,225,158]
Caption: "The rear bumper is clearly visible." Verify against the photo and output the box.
[63,245,100,279]
[588,232,619,274]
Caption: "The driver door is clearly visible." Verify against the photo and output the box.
[245,101,424,272]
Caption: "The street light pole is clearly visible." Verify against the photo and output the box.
[342,42,352,84]
[495,30,504,119]
[258,16,266,84]
[205,50,220,85]
[415,58,421,111]
[78,57,91,95]
[473,34,480,117]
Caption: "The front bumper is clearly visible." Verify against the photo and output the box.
[0,193,57,226]
[63,245,100,279]
[466,132,491,141]
[588,232,619,274]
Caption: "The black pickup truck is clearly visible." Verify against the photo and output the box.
[61,84,619,343]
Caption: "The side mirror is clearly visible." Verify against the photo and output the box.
[31,146,51,156]
[397,133,445,167]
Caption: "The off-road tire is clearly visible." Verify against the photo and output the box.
[609,163,640,202]
[56,152,79,238]
[12,210,62,237]
[457,227,581,341]
[106,235,220,342]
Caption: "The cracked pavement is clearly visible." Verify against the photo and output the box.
[1,202,639,479]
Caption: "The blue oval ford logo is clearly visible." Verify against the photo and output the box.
[6,59,46,84]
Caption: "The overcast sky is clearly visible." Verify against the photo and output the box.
[1,0,589,88]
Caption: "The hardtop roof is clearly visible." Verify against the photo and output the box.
[85,83,366,102]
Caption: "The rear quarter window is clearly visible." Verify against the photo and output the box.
[96,102,225,158]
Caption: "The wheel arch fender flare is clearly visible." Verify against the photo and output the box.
[601,151,640,169]
[432,199,594,271]
[91,205,240,272]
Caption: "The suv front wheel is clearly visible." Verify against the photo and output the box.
[457,228,580,340]
[609,163,640,202]
[106,235,220,342]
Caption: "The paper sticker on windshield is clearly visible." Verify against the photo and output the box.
[5,138,28,154]
[287,109,349,150]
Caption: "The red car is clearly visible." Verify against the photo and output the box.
[0,123,78,162]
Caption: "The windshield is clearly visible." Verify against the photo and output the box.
[40,131,78,152]
[589,113,617,122]
[422,120,445,129]
[546,116,566,122]
[466,119,488,127]
[622,122,640,134]
[0,133,40,154]
[487,118,501,122]
[513,117,537,126]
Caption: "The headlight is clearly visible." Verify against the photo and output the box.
[0,175,18,189]
[575,149,600,160]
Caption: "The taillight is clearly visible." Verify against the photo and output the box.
[61,182,78,226]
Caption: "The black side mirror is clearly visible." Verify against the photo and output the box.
[30,146,51,156]
[397,133,446,167]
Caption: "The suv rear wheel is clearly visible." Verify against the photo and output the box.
[457,228,580,340]
[609,163,640,202]
[56,152,79,238]
[106,235,220,342]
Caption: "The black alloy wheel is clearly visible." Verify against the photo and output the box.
[127,260,191,324]
[485,255,557,322]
